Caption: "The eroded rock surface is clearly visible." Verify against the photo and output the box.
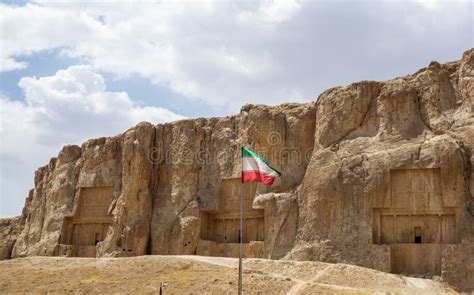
[1,49,472,291]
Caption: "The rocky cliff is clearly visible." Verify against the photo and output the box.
[1,49,473,291]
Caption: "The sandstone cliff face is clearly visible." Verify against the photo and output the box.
[290,49,474,291]
[150,103,315,258]
[0,216,23,260]
[1,49,472,291]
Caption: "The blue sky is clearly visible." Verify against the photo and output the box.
[0,48,222,118]
[0,0,473,217]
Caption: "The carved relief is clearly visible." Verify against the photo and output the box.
[373,169,461,275]
[200,178,264,244]
[373,168,460,245]
[59,186,113,257]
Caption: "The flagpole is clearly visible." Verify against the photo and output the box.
[238,147,243,295]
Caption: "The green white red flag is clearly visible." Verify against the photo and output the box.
[241,147,281,186]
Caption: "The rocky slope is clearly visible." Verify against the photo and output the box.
[0,48,473,291]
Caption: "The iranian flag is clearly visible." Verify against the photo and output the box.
[241,147,281,186]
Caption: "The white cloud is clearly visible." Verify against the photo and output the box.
[0,65,184,216]
[0,3,103,70]
[1,1,472,113]
[16,65,184,142]
[237,0,301,23]
[0,1,306,110]
[0,57,28,72]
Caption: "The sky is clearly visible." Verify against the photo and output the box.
[0,0,473,217]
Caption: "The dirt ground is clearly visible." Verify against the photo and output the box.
[0,255,457,294]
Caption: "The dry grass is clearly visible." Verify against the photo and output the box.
[0,256,457,294]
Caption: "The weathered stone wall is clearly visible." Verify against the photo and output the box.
[0,48,472,291]
[149,103,316,256]
[289,49,474,291]
[0,216,24,260]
